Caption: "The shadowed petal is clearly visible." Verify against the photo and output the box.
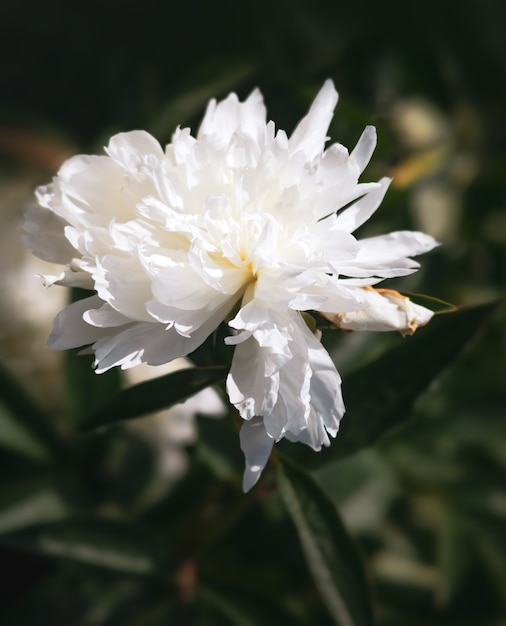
[48,295,118,349]
[239,416,274,492]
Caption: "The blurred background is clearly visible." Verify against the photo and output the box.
[0,1,505,624]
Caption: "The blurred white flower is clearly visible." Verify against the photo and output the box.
[23,80,438,490]
[0,175,66,413]
[126,358,226,479]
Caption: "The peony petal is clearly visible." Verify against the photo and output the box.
[92,323,180,372]
[48,295,117,350]
[198,89,267,147]
[83,303,133,328]
[22,206,75,264]
[275,312,343,444]
[93,255,154,322]
[105,131,164,166]
[349,125,377,175]
[357,230,440,263]
[93,297,231,373]
[333,176,391,233]
[288,79,338,159]
[332,231,439,280]
[239,416,274,492]
[226,334,280,421]
[59,155,136,224]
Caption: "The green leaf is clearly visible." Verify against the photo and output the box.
[80,366,227,432]
[65,351,123,426]
[0,517,166,575]
[436,510,473,606]
[197,583,302,626]
[195,413,242,483]
[197,579,305,626]
[401,292,458,314]
[0,477,70,535]
[0,361,60,459]
[469,513,506,601]
[65,288,123,426]
[0,403,50,463]
[311,301,499,467]
[198,587,260,626]
[276,455,374,626]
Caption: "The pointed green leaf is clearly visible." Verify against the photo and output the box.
[197,583,301,626]
[0,403,50,462]
[0,477,70,535]
[277,455,374,626]
[401,292,457,314]
[65,288,123,426]
[436,510,472,606]
[0,517,167,575]
[80,366,227,432]
[198,587,260,626]
[65,351,122,426]
[0,361,60,458]
[469,513,506,600]
[312,301,499,467]
[195,413,242,483]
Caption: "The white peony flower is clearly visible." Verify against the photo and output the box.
[23,80,438,491]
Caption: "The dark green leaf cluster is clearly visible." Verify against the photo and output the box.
[0,301,500,625]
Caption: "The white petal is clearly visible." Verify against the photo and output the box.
[334,231,439,279]
[148,262,239,335]
[333,177,391,233]
[42,269,94,290]
[228,306,341,443]
[189,238,250,295]
[226,334,280,420]
[239,416,274,492]
[288,79,338,159]
[198,89,267,147]
[48,295,116,349]
[229,308,345,488]
[105,131,164,166]
[151,262,224,311]
[227,305,304,438]
[93,297,230,373]
[275,312,343,444]
[92,323,176,372]
[93,255,154,322]
[22,206,75,263]
[349,125,377,174]
[259,314,312,440]
[59,155,135,224]
[83,303,133,327]
[304,327,344,438]
[358,230,440,262]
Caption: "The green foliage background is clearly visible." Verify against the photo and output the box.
[0,1,505,624]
